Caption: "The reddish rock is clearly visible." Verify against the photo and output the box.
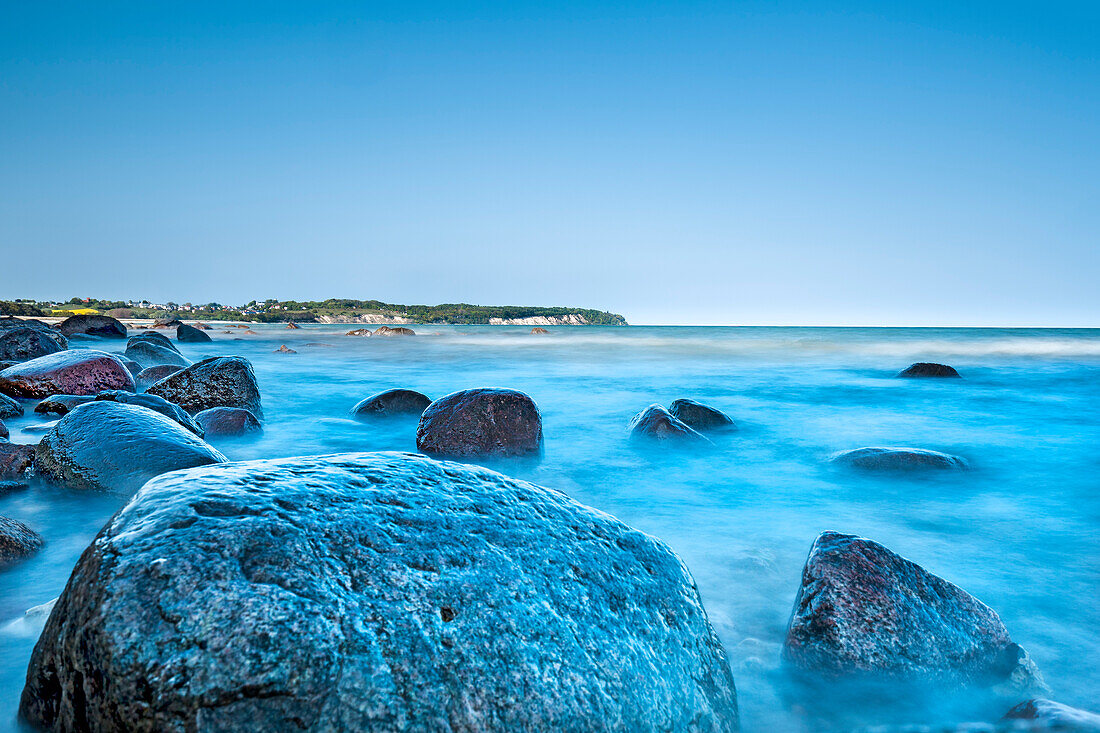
[374,326,416,336]
[417,388,542,458]
[346,328,372,337]
[1,515,43,567]
[273,345,297,354]
[194,407,263,438]
[530,327,549,334]
[0,442,34,480]
[0,350,135,398]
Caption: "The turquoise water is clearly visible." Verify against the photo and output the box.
[2,325,1099,731]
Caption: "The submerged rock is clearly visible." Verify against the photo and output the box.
[34,394,95,416]
[56,314,127,339]
[0,443,35,480]
[0,317,67,362]
[629,405,713,445]
[194,407,262,438]
[19,452,739,731]
[134,364,183,392]
[273,344,297,354]
[33,401,226,493]
[1002,699,1100,731]
[176,323,212,343]
[286,322,301,329]
[147,356,263,420]
[0,350,135,398]
[530,327,549,334]
[0,392,22,419]
[898,362,961,378]
[374,325,416,336]
[832,447,968,471]
[125,340,191,369]
[352,389,431,419]
[668,399,736,432]
[95,390,203,436]
[783,531,1044,692]
[417,388,543,458]
[1,515,43,567]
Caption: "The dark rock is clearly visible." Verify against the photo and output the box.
[374,325,416,336]
[0,392,22,419]
[127,331,180,353]
[194,322,213,330]
[194,407,263,438]
[0,317,68,362]
[273,344,297,354]
[34,394,95,416]
[1,515,43,567]
[0,418,6,440]
[134,364,183,392]
[629,405,713,445]
[0,350,135,398]
[783,531,1044,692]
[56,314,127,339]
[346,328,372,336]
[530,327,549,334]
[417,388,543,458]
[19,452,739,732]
[668,399,736,432]
[832,447,968,471]
[152,318,183,328]
[352,389,431,419]
[898,362,961,378]
[286,322,301,329]
[147,356,263,420]
[125,340,191,369]
[177,323,212,343]
[1002,699,1100,731]
[33,401,226,493]
[0,442,34,480]
[0,480,28,497]
[119,356,143,377]
[95,390,203,436]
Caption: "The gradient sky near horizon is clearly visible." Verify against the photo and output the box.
[2,1,1098,326]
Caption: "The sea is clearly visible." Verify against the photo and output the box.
[1,325,1098,731]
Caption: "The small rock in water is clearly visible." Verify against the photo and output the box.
[18,452,738,731]
[194,407,263,438]
[134,364,183,392]
[34,394,95,416]
[668,398,736,431]
[176,323,213,343]
[0,317,68,362]
[352,389,431,419]
[56,314,127,339]
[285,322,301,329]
[629,404,713,445]
[146,356,264,419]
[0,392,23,419]
[0,515,43,567]
[152,318,183,328]
[94,389,204,436]
[242,329,259,335]
[273,344,297,354]
[530,327,549,334]
[0,480,29,497]
[345,328,372,336]
[898,362,961,378]
[417,388,543,458]
[783,531,1045,693]
[0,443,34,480]
[1002,699,1100,731]
[0,350,135,398]
[833,447,968,471]
[33,401,226,493]
[374,325,415,336]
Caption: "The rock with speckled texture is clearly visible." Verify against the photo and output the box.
[56,314,127,339]
[0,443,34,481]
[352,389,431,420]
[0,392,22,419]
[34,394,95,416]
[0,515,43,567]
[0,318,67,362]
[0,350,135,398]
[629,405,712,446]
[668,399,736,432]
[134,364,182,392]
[146,356,263,420]
[832,447,968,471]
[19,452,738,732]
[416,388,542,458]
[94,390,203,436]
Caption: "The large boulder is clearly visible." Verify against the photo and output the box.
[668,399,736,432]
[416,388,543,458]
[56,314,127,339]
[177,323,212,343]
[0,392,22,419]
[0,317,67,362]
[19,452,739,731]
[128,331,180,353]
[147,356,264,420]
[832,447,968,471]
[95,390,203,436]
[34,394,95,416]
[1,515,43,568]
[783,531,1043,692]
[352,389,431,420]
[0,442,34,480]
[898,362,961,378]
[134,364,182,392]
[33,401,226,493]
[629,405,712,446]
[374,325,415,336]
[194,407,262,438]
[1002,699,1100,731]
[0,350,135,398]
[125,340,190,370]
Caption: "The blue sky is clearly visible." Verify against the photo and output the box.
[1,1,1097,325]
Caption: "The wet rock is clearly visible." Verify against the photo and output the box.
[56,314,127,339]
[898,362,961,378]
[1002,699,1100,731]
[417,388,543,458]
[128,331,180,353]
[125,340,191,369]
[783,531,1044,692]
[530,327,549,334]
[0,418,6,440]
[19,452,739,732]
[668,399,736,432]
[95,390,203,436]
[629,405,713,445]
[0,317,68,362]
[352,389,431,419]
[242,329,259,335]
[374,325,416,336]
[134,364,182,392]
[24,421,58,435]
[1,515,43,567]
[147,356,263,420]
[345,328,372,336]
[832,447,968,471]
[0,480,28,497]
[0,392,22,419]
[152,318,183,328]
[286,322,301,329]
[273,344,297,354]
[194,322,213,330]
[177,323,212,343]
[194,407,263,438]
[33,401,226,493]
[0,350,135,398]
[34,394,95,416]
[0,442,34,480]
[117,356,143,377]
